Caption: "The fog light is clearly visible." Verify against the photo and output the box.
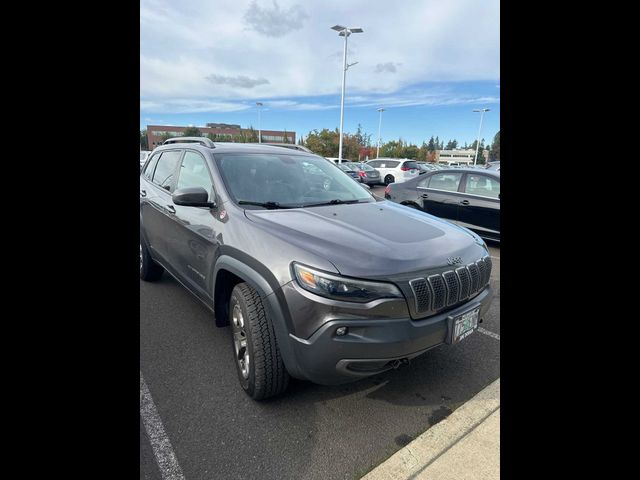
[336,326,348,336]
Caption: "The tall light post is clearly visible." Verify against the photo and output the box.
[473,108,490,166]
[256,102,263,143]
[376,107,385,158]
[331,25,363,163]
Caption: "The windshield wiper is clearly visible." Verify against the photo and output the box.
[237,200,297,209]
[302,199,364,208]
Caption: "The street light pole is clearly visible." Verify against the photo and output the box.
[331,25,363,163]
[377,107,385,158]
[473,108,490,166]
[256,102,263,143]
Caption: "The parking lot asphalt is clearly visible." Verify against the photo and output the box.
[140,192,500,480]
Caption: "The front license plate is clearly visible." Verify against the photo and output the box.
[450,307,480,344]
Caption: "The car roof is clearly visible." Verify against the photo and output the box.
[430,167,500,177]
[153,141,319,158]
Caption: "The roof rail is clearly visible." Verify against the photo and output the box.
[163,137,215,148]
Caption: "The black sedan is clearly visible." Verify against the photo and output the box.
[344,162,381,185]
[384,168,500,242]
[337,163,361,182]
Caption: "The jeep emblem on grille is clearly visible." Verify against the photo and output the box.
[447,256,462,265]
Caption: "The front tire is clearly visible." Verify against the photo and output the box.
[140,240,163,281]
[384,174,395,185]
[229,283,289,400]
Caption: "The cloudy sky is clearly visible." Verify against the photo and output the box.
[141,0,500,146]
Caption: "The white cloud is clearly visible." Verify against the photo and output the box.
[141,0,499,112]
[243,1,309,37]
[374,62,400,74]
[205,74,270,88]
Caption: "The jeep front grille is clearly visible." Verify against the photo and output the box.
[409,257,492,317]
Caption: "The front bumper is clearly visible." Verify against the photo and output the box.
[284,285,493,385]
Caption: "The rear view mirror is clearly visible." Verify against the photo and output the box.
[172,187,215,208]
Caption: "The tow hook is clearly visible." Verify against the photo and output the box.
[391,358,410,369]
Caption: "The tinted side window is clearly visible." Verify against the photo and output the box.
[143,153,160,180]
[403,161,418,169]
[427,172,463,192]
[368,161,381,167]
[465,174,500,199]
[152,150,182,192]
[176,151,214,199]
[386,161,400,168]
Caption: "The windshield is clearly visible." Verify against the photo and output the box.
[215,153,375,208]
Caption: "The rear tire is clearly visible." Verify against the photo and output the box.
[140,239,163,281]
[229,283,290,400]
[384,174,395,185]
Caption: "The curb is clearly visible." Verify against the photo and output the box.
[361,378,500,480]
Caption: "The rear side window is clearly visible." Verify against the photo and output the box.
[152,150,182,192]
[176,151,214,199]
[143,153,160,180]
[465,174,500,199]
[426,172,463,192]
[403,161,418,170]
[368,161,381,167]
[386,161,400,168]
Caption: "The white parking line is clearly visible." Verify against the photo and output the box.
[490,256,500,261]
[140,371,185,480]
[478,327,500,340]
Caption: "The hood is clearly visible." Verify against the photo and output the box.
[244,200,487,278]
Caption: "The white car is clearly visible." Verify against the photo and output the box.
[140,151,152,167]
[366,158,420,185]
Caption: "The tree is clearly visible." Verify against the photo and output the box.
[490,131,500,161]
[244,126,259,143]
[416,142,428,161]
[304,128,341,157]
[470,138,487,164]
[159,132,173,144]
[445,139,458,149]
[427,136,436,152]
[140,130,148,150]
[182,126,202,137]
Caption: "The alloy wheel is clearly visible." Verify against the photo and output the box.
[231,302,250,379]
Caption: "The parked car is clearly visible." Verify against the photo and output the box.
[140,150,152,167]
[366,158,420,185]
[140,138,494,399]
[344,162,381,185]
[416,162,438,171]
[485,161,500,171]
[337,163,361,182]
[384,168,500,242]
[325,157,357,164]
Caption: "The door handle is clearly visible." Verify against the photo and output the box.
[140,189,147,197]
[460,200,470,205]
[166,205,176,214]
[421,193,429,198]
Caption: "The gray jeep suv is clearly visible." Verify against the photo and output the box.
[140,138,493,400]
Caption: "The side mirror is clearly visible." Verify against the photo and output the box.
[359,182,371,190]
[172,187,216,208]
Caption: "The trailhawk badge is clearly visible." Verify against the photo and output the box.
[447,256,462,266]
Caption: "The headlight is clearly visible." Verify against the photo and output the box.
[292,263,403,303]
